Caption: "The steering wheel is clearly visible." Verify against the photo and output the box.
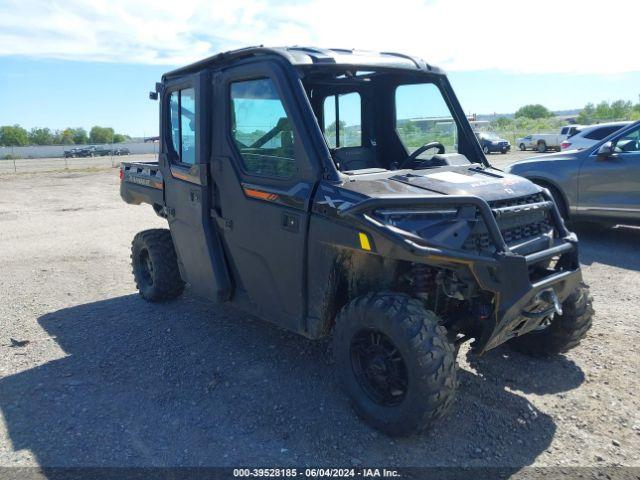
[399,142,445,169]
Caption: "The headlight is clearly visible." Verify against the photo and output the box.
[372,207,474,249]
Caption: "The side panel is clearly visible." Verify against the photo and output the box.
[306,214,395,338]
[161,72,231,302]
[577,142,640,222]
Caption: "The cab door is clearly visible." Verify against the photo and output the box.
[210,61,319,332]
[161,73,230,302]
[577,123,640,222]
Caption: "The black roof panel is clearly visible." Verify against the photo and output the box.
[163,46,443,79]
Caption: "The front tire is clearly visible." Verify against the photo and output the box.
[333,292,457,436]
[509,283,593,356]
[537,183,568,220]
[519,143,526,151]
[483,145,490,154]
[131,229,185,302]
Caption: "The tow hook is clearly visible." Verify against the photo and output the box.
[521,288,563,320]
[539,288,563,316]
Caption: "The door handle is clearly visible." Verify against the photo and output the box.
[282,213,299,232]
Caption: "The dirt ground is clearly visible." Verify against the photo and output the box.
[0,159,638,472]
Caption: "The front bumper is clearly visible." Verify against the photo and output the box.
[471,236,581,352]
[489,144,510,152]
[337,189,580,352]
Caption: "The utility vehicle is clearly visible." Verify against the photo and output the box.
[120,47,593,436]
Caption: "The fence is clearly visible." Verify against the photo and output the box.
[0,152,158,174]
[0,141,157,160]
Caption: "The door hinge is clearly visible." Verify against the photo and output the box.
[210,209,233,231]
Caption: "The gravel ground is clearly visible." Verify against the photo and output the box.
[0,160,638,472]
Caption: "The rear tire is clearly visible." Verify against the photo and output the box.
[333,292,457,436]
[509,283,593,356]
[131,229,185,302]
[537,141,547,153]
[483,145,490,154]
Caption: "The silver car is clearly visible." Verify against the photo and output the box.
[507,120,640,226]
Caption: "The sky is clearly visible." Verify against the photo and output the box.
[1,0,639,137]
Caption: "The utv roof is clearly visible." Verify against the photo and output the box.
[163,46,444,80]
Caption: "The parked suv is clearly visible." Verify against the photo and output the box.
[63,147,81,158]
[560,121,631,151]
[76,146,96,157]
[474,132,510,154]
[112,147,130,156]
[119,46,593,436]
[508,120,640,226]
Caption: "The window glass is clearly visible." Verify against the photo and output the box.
[323,93,362,148]
[567,126,581,138]
[169,91,180,158]
[615,125,640,153]
[395,83,457,154]
[180,88,196,164]
[230,78,295,178]
[168,88,197,165]
[585,125,622,141]
[323,97,337,148]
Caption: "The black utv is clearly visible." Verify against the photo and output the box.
[120,47,593,436]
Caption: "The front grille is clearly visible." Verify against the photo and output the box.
[490,193,545,208]
[463,193,553,253]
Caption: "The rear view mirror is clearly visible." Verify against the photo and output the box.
[597,141,614,157]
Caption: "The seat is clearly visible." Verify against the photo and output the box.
[332,147,378,171]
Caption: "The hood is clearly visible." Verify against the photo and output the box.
[507,151,582,173]
[340,165,541,203]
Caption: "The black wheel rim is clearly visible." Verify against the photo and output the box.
[138,248,154,287]
[350,329,408,407]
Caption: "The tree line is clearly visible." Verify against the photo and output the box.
[483,99,640,145]
[510,99,640,123]
[0,125,131,147]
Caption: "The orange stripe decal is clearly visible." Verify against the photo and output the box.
[171,170,191,181]
[243,187,279,202]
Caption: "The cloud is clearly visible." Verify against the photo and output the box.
[0,0,638,74]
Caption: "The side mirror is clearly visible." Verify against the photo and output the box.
[596,141,614,158]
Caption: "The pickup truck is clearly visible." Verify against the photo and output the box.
[526,125,582,153]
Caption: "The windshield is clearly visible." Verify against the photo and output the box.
[304,70,477,173]
[482,133,500,140]
[395,83,458,155]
